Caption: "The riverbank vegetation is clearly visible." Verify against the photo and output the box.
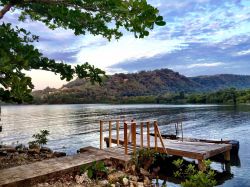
[31,88,250,105]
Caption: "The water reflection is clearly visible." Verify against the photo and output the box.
[0,104,250,186]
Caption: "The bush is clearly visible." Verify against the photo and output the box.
[80,161,108,179]
[132,148,157,171]
[28,130,50,148]
[173,159,217,187]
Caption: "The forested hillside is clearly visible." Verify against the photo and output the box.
[32,69,250,104]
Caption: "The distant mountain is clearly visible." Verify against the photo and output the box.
[190,74,250,91]
[32,69,250,104]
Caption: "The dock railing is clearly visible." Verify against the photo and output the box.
[99,119,167,155]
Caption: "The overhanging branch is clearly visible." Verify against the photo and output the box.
[0,3,12,19]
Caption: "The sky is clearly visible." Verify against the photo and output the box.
[2,0,250,89]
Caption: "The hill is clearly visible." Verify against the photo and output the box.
[190,74,250,91]
[32,69,250,104]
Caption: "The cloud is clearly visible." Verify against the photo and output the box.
[187,62,225,68]
[1,0,250,89]
[235,49,250,56]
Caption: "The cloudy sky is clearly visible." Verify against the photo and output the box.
[2,0,250,89]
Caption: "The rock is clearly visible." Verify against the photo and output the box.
[75,172,91,184]
[28,148,40,155]
[40,147,53,153]
[140,168,150,176]
[128,175,138,182]
[98,180,109,187]
[0,151,7,156]
[75,175,84,184]
[122,177,129,186]
[143,176,151,186]
[108,171,126,183]
[137,182,144,187]
[46,153,54,158]
[131,165,136,173]
[18,149,27,154]
[53,151,66,157]
[0,148,16,153]
[29,144,40,150]
[1,145,14,149]
[129,181,137,187]
[111,184,116,187]
[115,182,121,187]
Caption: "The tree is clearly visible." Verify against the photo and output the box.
[0,0,165,103]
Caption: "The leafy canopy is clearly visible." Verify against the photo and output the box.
[0,0,165,103]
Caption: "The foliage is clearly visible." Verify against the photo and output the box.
[0,0,165,103]
[28,129,50,147]
[31,69,250,104]
[173,159,217,187]
[132,148,157,171]
[80,161,108,179]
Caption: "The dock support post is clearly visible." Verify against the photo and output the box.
[131,122,136,153]
[224,150,231,172]
[124,123,128,155]
[140,122,143,148]
[154,121,158,151]
[147,121,150,148]
[108,121,112,148]
[198,159,206,171]
[224,150,230,162]
[116,120,120,146]
[100,120,103,149]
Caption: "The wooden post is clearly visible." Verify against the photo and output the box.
[140,122,144,148]
[146,121,150,148]
[154,121,158,151]
[124,122,128,155]
[180,121,183,142]
[108,121,112,148]
[155,121,167,154]
[100,120,103,149]
[224,150,230,161]
[116,120,120,146]
[224,152,231,172]
[131,122,136,153]
[198,159,206,171]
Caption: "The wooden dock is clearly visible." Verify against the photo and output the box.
[0,147,131,187]
[100,119,232,171]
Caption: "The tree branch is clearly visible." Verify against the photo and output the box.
[0,3,12,19]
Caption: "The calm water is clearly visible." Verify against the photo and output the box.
[0,104,250,187]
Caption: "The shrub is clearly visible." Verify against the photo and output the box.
[28,130,50,148]
[132,148,157,171]
[80,161,108,179]
[173,159,217,187]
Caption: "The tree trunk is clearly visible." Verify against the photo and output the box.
[0,4,12,20]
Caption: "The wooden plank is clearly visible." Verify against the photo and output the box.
[124,123,128,155]
[140,122,144,148]
[224,150,230,161]
[131,122,137,153]
[104,133,231,160]
[116,120,120,146]
[100,120,103,149]
[154,121,158,151]
[155,121,167,154]
[0,146,131,187]
[147,121,150,148]
[109,121,112,148]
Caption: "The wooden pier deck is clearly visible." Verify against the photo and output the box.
[100,119,232,170]
[0,146,130,187]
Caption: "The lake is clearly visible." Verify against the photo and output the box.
[0,104,250,187]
